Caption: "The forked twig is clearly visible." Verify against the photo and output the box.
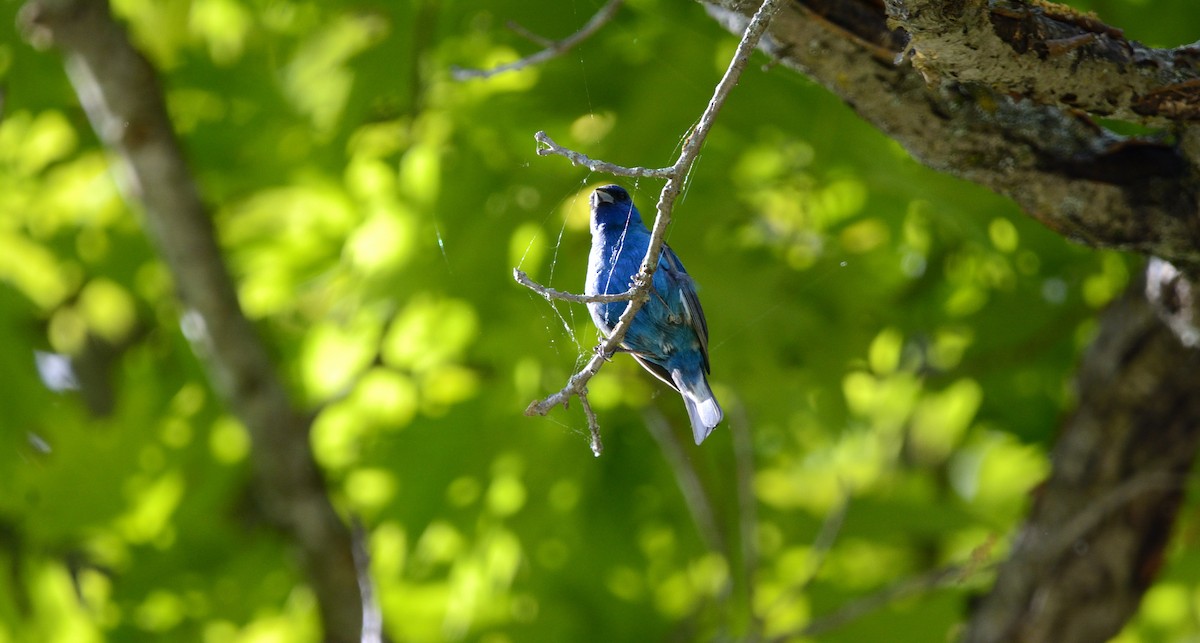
[519,0,785,453]
[505,20,556,49]
[452,0,623,81]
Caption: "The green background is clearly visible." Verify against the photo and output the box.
[2,0,1199,640]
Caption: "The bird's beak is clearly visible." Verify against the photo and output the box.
[593,189,615,205]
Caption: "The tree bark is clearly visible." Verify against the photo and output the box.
[965,270,1200,643]
[703,0,1200,266]
[18,1,364,640]
[699,0,1200,640]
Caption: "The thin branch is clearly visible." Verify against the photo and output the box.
[763,490,850,617]
[764,534,999,641]
[730,407,763,639]
[523,0,786,452]
[644,408,726,553]
[777,561,991,640]
[505,20,557,48]
[524,348,611,455]
[534,131,675,179]
[577,389,604,456]
[801,491,849,588]
[514,268,634,304]
[452,0,623,81]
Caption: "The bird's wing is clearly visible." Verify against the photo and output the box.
[659,244,711,373]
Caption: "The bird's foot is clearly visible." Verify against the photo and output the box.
[594,344,623,361]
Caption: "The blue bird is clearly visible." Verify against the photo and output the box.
[585,184,723,444]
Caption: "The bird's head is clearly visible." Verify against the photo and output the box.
[589,184,641,229]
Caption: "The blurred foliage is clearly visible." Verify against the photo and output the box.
[2,0,1200,641]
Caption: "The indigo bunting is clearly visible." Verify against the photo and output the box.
[585,184,723,444]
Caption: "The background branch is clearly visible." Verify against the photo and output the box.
[514,268,634,304]
[18,1,363,640]
[452,0,623,80]
[644,408,726,553]
[730,406,762,638]
[779,561,984,640]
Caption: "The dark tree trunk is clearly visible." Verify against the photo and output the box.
[965,268,1200,643]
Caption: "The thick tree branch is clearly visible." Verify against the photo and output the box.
[885,0,1200,123]
[703,0,1200,268]
[523,0,787,454]
[18,1,363,640]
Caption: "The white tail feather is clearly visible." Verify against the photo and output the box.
[671,370,724,445]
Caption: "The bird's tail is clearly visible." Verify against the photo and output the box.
[671,369,723,445]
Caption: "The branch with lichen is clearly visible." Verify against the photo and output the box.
[704,0,1200,266]
[516,0,786,455]
[883,0,1200,124]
